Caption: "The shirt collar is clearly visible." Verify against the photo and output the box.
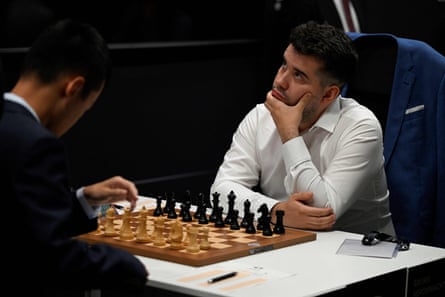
[308,95,341,134]
[3,92,40,123]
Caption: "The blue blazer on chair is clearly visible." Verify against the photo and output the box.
[347,32,445,248]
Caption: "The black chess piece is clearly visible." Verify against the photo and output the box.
[180,190,192,217]
[194,192,205,219]
[153,195,163,216]
[209,192,220,222]
[167,197,178,219]
[262,214,273,236]
[181,200,193,222]
[245,212,256,234]
[241,199,251,228]
[163,192,174,214]
[224,190,236,225]
[198,201,209,224]
[273,210,285,234]
[214,206,225,228]
[230,209,240,230]
[256,203,269,231]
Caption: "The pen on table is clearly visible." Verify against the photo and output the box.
[207,271,237,284]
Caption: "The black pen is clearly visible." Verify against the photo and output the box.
[207,271,237,284]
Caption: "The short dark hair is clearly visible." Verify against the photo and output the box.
[21,18,111,98]
[289,21,358,87]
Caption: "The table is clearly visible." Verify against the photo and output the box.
[137,230,445,297]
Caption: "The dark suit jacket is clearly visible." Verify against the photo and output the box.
[0,100,148,295]
[347,32,445,248]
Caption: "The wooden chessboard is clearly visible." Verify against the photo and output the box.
[77,208,316,267]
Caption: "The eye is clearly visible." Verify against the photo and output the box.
[294,70,304,80]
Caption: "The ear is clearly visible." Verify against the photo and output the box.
[321,84,340,104]
[65,76,85,97]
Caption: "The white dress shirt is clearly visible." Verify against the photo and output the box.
[211,96,394,234]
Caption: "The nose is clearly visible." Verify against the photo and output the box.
[275,67,289,90]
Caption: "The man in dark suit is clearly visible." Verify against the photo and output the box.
[0,19,149,296]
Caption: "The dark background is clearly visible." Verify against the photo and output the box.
[1,0,444,200]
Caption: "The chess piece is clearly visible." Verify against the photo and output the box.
[230,209,240,230]
[180,190,192,217]
[182,224,192,246]
[214,206,225,228]
[198,201,209,224]
[153,195,163,216]
[167,197,178,219]
[119,207,135,240]
[209,192,220,222]
[186,226,200,253]
[245,212,256,234]
[199,227,211,250]
[163,192,174,215]
[241,199,251,228]
[135,206,151,242]
[256,203,269,231]
[104,207,118,237]
[181,200,193,222]
[224,190,236,224]
[273,210,285,234]
[169,219,184,250]
[153,217,166,246]
[194,192,205,219]
[262,214,273,236]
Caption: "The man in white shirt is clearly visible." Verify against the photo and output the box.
[211,21,395,235]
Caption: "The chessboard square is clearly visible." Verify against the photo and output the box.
[211,242,232,249]
[208,230,225,237]
[208,237,227,243]
[226,232,253,238]
[231,237,257,244]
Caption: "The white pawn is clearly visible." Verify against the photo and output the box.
[199,227,211,250]
[153,217,166,246]
[186,226,200,253]
[135,206,150,243]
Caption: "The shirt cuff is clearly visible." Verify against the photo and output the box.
[282,136,311,171]
[76,187,100,219]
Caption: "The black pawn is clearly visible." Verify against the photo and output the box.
[153,196,163,216]
[214,206,225,228]
[245,212,256,234]
[198,201,209,224]
[230,210,240,230]
[167,197,178,219]
[181,201,193,222]
[273,210,285,234]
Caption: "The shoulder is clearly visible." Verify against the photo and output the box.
[339,96,379,122]
[0,102,61,163]
[337,96,383,134]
